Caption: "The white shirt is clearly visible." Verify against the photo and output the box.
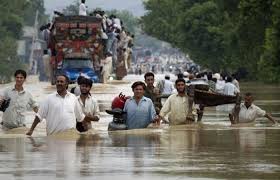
[216,80,225,93]
[232,79,240,91]
[74,86,81,96]
[1,87,38,129]
[223,82,240,95]
[79,3,87,16]
[113,18,121,29]
[162,80,175,94]
[220,82,240,112]
[75,95,100,130]
[159,94,189,125]
[237,103,266,123]
[36,92,83,135]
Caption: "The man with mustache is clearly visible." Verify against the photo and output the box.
[26,75,89,135]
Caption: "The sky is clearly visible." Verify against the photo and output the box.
[44,0,145,17]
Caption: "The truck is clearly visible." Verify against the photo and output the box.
[48,15,103,84]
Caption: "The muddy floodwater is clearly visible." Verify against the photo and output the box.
[0,75,279,180]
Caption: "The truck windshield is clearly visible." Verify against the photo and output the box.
[63,59,93,69]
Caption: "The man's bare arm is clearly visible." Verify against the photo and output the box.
[26,116,40,136]
[265,113,278,124]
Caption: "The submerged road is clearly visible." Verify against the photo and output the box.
[0,74,279,179]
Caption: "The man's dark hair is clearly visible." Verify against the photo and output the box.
[77,76,85,85]
[115,29,121,34]
[226,76,233,83]
[212,78,217,83]
[80,78,93,87]
[81,0,85,3]
[14,69,27,79]
[177,73,184,79]
[165,75,170,80]
[43,49,48,55]
[207,72,213,80]
[175,78,186,85]
[232,73,240,81]
[57,74,69,84]
[131,81,146,90]
[144,72,154,80]
[196,73,202,79]
[245,92,253,97]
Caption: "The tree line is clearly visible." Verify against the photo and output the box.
[0,0,45,82]
[142,0,280,82]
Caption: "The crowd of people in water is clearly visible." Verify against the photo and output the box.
[0,2,278,136]
[0,69,278,136]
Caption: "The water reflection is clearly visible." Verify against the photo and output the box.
[0,80,279,179]
[108,131,161,175]
[0,128,279,179]
[76,134,102,177]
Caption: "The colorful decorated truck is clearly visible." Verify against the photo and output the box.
[48,15,104,84]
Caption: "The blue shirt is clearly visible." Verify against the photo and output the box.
[123,96,156,129]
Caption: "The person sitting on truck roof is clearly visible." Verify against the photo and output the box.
[79,0,87,16]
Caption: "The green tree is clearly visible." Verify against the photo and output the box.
[258,0,280,82]
[142,0,280,82]
[106,9,139,34]
[142,0,235,72]
[23,0,46,26]
[62,0,79,16]
[0,0,46,82]
[237,0,272,79]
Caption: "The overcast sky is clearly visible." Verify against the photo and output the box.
[44,0,145,17]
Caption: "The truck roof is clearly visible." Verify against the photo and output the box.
[54,15,102,23]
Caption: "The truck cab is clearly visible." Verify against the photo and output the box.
[62,58,99,83]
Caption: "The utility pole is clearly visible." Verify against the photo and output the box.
[29,10,39,74]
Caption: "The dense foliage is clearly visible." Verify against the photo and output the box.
[0,0,45,82]
[142,0,280,82]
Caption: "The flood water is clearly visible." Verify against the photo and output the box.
[0,75,279,180]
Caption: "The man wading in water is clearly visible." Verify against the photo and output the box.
[26,75,93,136]
[75,78,100,132]
[0,70,38,129]
[124,81,160,129]
[159,78,194,125]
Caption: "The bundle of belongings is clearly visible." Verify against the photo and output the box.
[0,99,10,112]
